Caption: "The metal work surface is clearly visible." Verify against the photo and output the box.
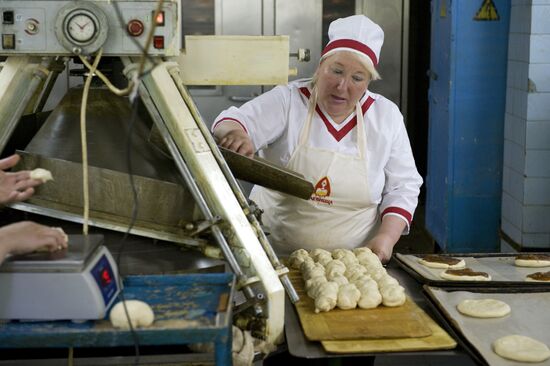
[0,273,234,365]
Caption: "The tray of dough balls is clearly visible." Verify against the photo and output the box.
[424,286,550,365]
[286,248,457,353]
[394,253,550,287]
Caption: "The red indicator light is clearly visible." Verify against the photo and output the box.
[153,35,164,49]
[154,11,165,26]
[101,269,112,285]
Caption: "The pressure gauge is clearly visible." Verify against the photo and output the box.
[55,2,108,55]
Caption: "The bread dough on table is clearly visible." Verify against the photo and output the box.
[325,259,346,278]
[493,334,550,363]
[380,285,406,307]
[457,299,511,318]
[110,300,154,329]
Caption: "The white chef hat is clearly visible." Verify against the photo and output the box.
[321,15,384,78]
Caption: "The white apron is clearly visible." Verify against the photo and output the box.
[250,101,379,255]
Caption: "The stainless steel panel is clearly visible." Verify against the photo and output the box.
[358,0,405,109]
[275,0,322,80]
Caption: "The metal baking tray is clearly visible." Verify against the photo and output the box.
[423,286,550,366]
[394,253,550,288]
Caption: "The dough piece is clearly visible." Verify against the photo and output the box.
[457,299,511,318]
[368,267,387,282]
[349,274,371,286]
[302,263,325,280]
[316,254,333,266]
[440,268,491,281]
[493,335,550,363]
[336,283,361,310]
[305,275,328,299]
[330,274,349,286]
[332,248,354,260]
[288,249,310,269]
[339,254,359,267]
[357,281,382,309]
[314,282,338,313]
[515,254,550,268]
[418,254,466,269]
[377,274,399,289]
[358,252,384,271]
[344,263,368,279]
[353,247,373,257]
[299,257,316,273]
[380,285,406,307]
[110,300,154,329]
[310,248,331,261]
[30,168,53,183]
[525,271,550,282]
[325,259,346,278]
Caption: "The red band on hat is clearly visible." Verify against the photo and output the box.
[321,39,378,66]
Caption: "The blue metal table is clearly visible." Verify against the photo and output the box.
[0,273,235,365]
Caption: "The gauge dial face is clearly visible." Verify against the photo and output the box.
[66,13,97,43]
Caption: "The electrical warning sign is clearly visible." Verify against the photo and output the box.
[474,0,500,21]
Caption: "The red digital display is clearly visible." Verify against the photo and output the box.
[101,268,112,286]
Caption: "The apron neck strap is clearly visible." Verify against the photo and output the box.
[300,92,367,159]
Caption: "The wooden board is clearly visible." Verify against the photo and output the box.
[290,271,432,341]
[321,308,457,353]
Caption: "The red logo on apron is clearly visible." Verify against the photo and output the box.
[311,176,333,205]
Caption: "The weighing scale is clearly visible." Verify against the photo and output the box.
[0,234,120,321]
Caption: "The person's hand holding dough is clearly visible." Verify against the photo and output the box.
[0,154,47,205]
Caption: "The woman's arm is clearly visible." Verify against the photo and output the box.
[365,215,407,263]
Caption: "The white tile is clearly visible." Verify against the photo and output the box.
[503,165,526,202]
[525,150,550,177]
[529,63,550,92]
[505,113,526,145]
[526,120,550,149]
[513,89,529,118]
[503,139,526,174]
[501,216,523,244]
[531,5,550,33]
[533,0,550,6]
[529,34,550,63]
[522,233,550,248]
[527,92,550,120]
[523,205,550,232]
[524,177,550,204]
[502,192,524,229]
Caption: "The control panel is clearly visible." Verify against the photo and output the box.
[0,0,180,56]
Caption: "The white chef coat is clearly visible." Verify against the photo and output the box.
[212,79,422,248]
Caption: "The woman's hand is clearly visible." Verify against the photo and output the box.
[0,221,68,259]
[218,129,255,158]
[365,215,407,263]
[0,154,43,206]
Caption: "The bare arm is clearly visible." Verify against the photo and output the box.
[0,154,43,206]
[365,215,407,263]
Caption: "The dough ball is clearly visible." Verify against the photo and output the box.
[325,259,346,277]
[288,249,310,269]
[110,300,154,329]
[359,252,384,271]
[336,283,361,310]
[30,168,53,183]
[332,248,354,260]
[305,275,327,299]
[368,267,387,282]
[317,254,333,267]
[310,248,331,261]
[493,335,550,363]
[353,247,372,257]
[377,274,399,289]
[357,285,382,309]
[330,274,349,286]
[380,285,406,307]
[457,299,511,318]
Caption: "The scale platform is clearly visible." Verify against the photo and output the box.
[0,234,120,320]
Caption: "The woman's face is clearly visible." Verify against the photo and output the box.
[315,52,370,123]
